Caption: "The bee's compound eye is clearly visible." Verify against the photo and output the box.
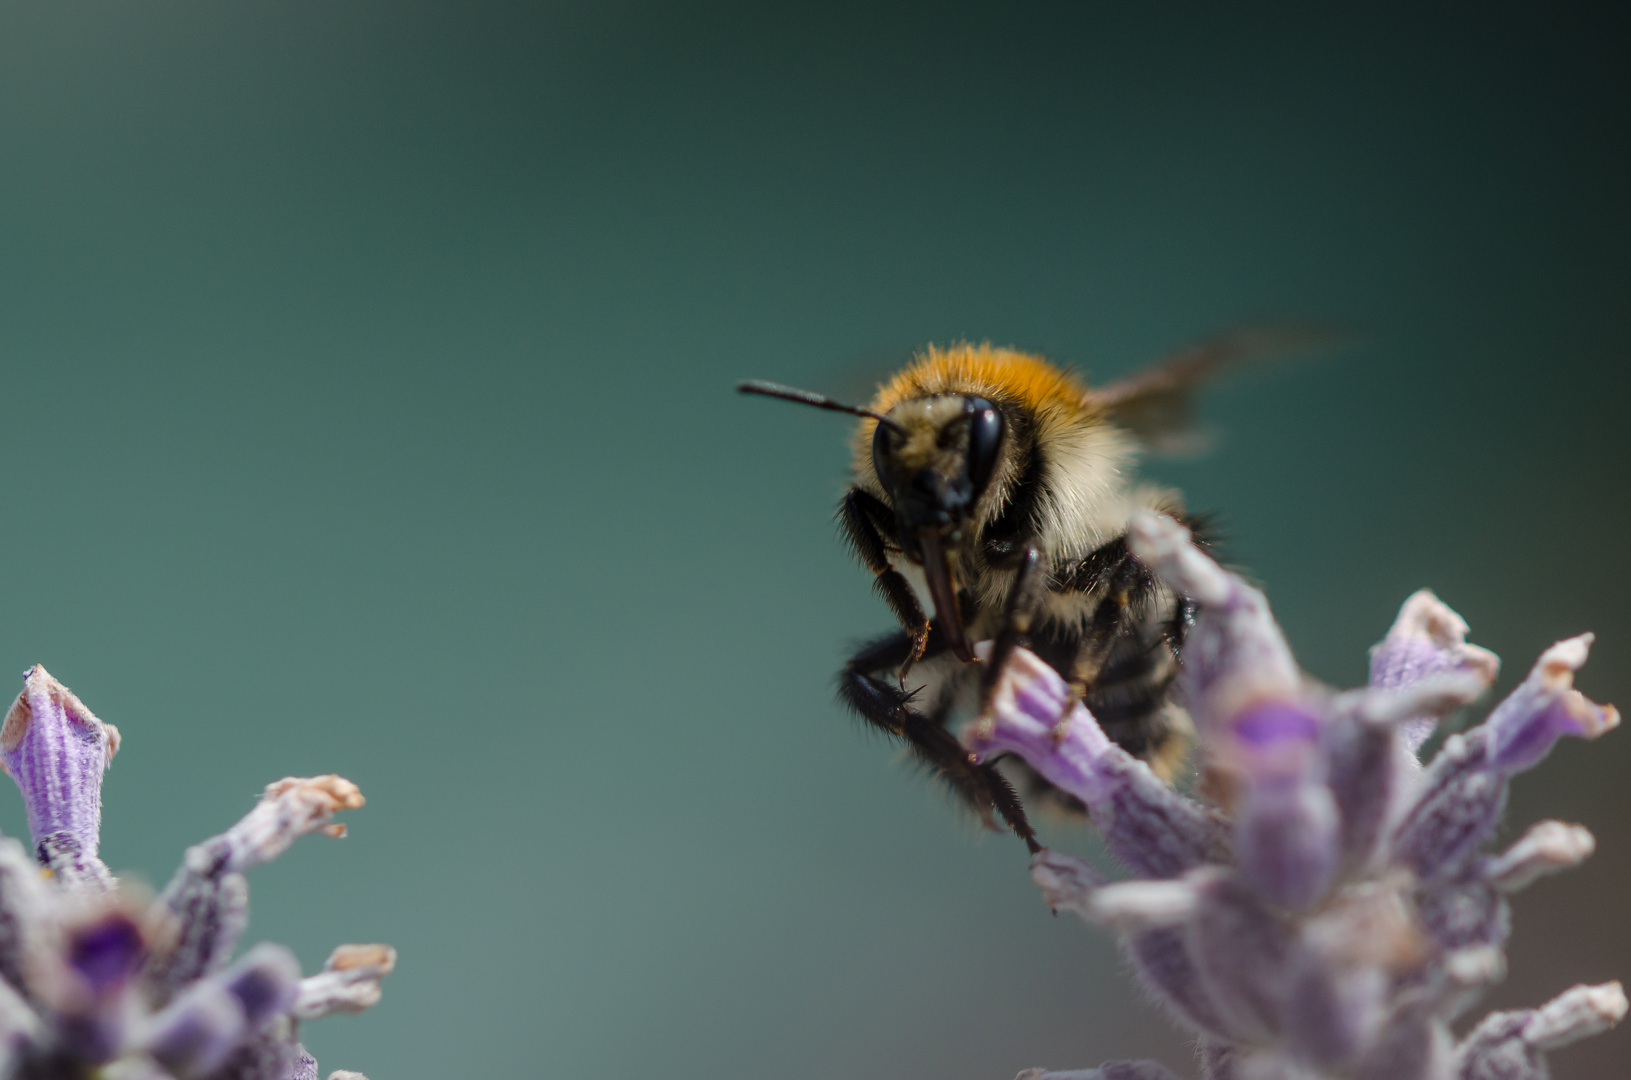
[871,417,900,489]
[964,398,1003,496]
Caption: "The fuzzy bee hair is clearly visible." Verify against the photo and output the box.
[740,330,1315,849]
[850,344,1186,626]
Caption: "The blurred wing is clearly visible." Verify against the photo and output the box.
[821,349,905,410]
[1088,326,1339,456]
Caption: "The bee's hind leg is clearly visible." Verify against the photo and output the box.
[839,634,1040,853]
[1051,551,1153,739]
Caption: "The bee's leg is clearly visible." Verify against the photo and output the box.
[839,489,931,686]
[1043,520,1209,772]
[975,546,1047,734]
[1053,555,1151,742]
[846,626,949,675]
[839,637,1040,853]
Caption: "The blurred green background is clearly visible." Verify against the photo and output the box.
[1,3,1628,1077]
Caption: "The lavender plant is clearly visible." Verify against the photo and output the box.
[0,665,393,1080]
[964,512,1623,1080]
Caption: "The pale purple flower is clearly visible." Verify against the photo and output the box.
[965,512,1623,1080]
[0,665,393,1080]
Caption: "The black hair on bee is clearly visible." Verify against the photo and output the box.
[741,333,1315,851]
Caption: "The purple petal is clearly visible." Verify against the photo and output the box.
[1234,779,1340,910]
[1125,927,1239,1043]
[198,1015,301,1080]
[1281,959,1388,1069]
[1030,852,1235,1042]
[1232,702,1320,750]
[222,944,301,1028]
[1281,884,1422,1068]
[964,646,1229,878]
[146,841,250,1004]
[0,666,118,879]
[145,981,246,1079]
[45,906,151,1063]
[1126,512,1301,735]
[1322,674,1491,872]
[1389,728,1504,879]
[144,945,300,1079]
[1393,636,1616,879]
[1483,635,1617,773]
[1321,714,1403,876]
[68,910,145,993]
[1369,591,1499,755]
[1185,871,1297,1045]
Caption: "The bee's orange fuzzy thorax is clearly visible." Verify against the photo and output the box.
[866,343,1096,420]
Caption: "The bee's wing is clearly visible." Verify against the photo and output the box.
[821,350,903,410]
[1087,326,1339,455]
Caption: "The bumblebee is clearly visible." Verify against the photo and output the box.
[741,336,1299,851]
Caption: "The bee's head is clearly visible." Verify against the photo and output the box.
[735,380,1006,663]
[869,394,1004,661]
[869,394,1004,543]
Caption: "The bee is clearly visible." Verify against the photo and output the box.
[741,335,1305,851]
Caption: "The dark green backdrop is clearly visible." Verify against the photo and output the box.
[1,3,1627,1077]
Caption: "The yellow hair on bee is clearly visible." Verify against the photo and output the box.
[865,342,1100,421]
[851,344,1149,576]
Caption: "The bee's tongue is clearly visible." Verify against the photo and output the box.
[919,534,974,662]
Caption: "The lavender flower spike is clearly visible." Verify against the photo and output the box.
[0,665,120,886]
[0,664,393,1080]
[963,513,1622,1080]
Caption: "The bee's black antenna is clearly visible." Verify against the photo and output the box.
[737,380,906,434]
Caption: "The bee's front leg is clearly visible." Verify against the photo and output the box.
[839,489,932,687]
[838,634,1039,853]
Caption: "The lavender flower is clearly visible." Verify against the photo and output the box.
[0,665,393,1080]
[965,513,1623,1080]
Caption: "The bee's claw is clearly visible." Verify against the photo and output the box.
[896,622,932,689]
[1050,698,1076,746]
